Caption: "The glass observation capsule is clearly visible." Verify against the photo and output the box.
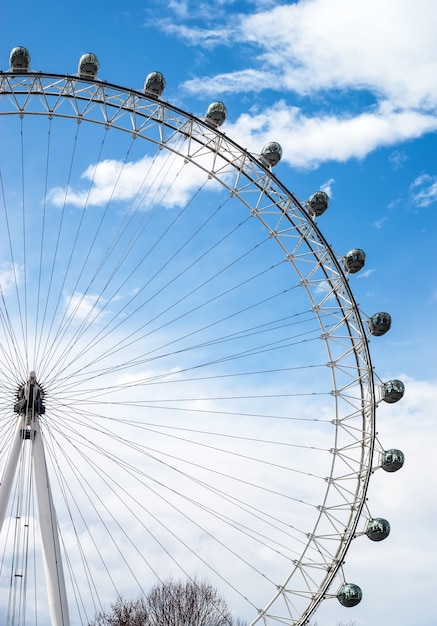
[205,101,227,127]
[260,142,282,167]
[369,311,392,336]
[144,71,166,97]
[366,517,391,541]
[382,448,405,472]
[306,191,329,217]
[343,248,366,273]
[78,53,100,79]
[9,46,30,71]
[337,583,362,607]
[382,379,405,403]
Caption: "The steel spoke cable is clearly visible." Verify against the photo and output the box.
[37,128,163,371]
[35,404,336,576]
[0,171,28,378]
[34,120,81,368]
[41,160,209,383]
[44,408,319,511]
[90,137,187,280]
[40,138,192,378]
[45,300,318,389]
[41,421,192,594]
[46,405,328,485]
[44,316,323,399]
[61,420,321,582]
[20,116,29,370]
[42,402,330,452]
[55,315,325,394]
[50,356,326,401]
[86,132,192,292]
[44,399,332,426]
[45,412,311,554]
[40,428,120,618]
[44,416,282,598]
[49,174,230,372]
[36,124,113,371]
[39,426,150,596]
[46,247,289,386]
[33,115,52,366]
[36,124,113,373]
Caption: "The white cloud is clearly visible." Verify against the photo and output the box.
[242,0,437,106]
[225,101,437,169]
[180,0,437,109]
[171,0,437,167]
[47,151,224,210]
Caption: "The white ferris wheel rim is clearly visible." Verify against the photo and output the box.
[0,69,380,626]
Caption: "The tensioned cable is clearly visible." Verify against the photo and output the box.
[46,405,328,488]
[0,169,28,379]
[49,302,325,396]
[42,410,330,600]
[45,252,295,388]
[40,428,118,621]
[42,423,194,595]
[37,126,160,371]
[44,319,324,403]
[20,116,29,371]
[35,124,112,369]
[43,414,324,556]
[34,120,81,368]
[33,116,52,367]
[45,423,311,565]
[43,416,286,600]
[42,166,223,381]
[39,132,191,379]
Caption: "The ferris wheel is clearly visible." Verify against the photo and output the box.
[0,47,406,626]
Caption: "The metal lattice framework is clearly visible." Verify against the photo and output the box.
[0,70,383,626]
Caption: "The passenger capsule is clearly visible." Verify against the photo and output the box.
[260,142,282,167]
[144,71,166,97]
[366,517,390,541]
[382,379,405,403]
[205,101,227,127]
[9,46,31,71]
[306,191,329,217]
[343,248,366,274]
[337,583,362,607]
[369,312,392,336]
[382,448,405,472]
[78,53,99,79]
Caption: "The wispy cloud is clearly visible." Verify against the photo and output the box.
[0,262,21,294]
[65,291,106,323]
[410,173,437,207]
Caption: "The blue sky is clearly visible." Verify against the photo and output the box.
[0,1,436,626]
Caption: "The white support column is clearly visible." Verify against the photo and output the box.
[33,420,70,626]
[0,414,25,532]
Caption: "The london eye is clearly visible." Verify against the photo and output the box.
[0,47,405,626]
